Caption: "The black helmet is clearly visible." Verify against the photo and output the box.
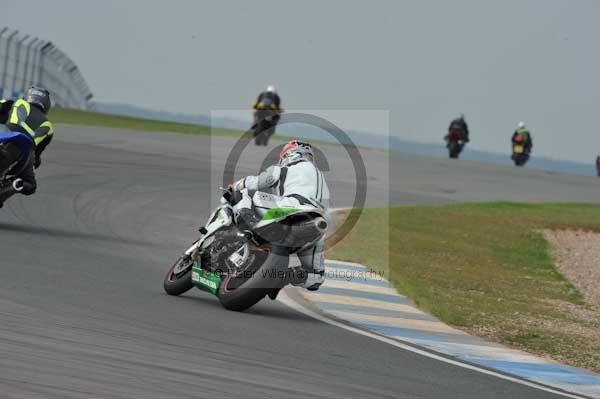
[24,86,51,113]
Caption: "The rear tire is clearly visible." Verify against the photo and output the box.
[163,256,194,296]
[254,121,271,146]
[254,132,262,146]
[448,142,462,159]
[218,246,290,312]
[513,153,529,167]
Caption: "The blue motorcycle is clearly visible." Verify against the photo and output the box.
[0,131,34,203]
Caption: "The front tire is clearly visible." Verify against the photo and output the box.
[163,256,194,296]
[218,246,290,311]
[513,153,529,167]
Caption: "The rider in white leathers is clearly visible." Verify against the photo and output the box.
[229,140,330,291]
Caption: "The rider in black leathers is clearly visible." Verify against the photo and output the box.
[0,87,54,207]
[252,85,283,146]
[446,115,470,143]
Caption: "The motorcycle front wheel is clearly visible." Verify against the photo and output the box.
[163,256,194,296]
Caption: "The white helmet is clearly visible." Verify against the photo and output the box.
[279,140,314,166]
[518,121,526,129]
[266,85,276,93]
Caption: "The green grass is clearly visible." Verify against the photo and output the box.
[51,108,242,137]
[328,202,600,371]
[49,108,374,150]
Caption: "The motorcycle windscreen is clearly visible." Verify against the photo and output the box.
[448,130,464,141]
[258,97,274,110]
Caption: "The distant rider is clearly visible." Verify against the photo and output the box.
[229,139,329,291]
[0,87,54,207]
[252,85,283,145]
[253,85,282,112]
[511,121,533,152]
[596,154,600,177]
[446,114,470,143]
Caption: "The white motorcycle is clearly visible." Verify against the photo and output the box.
[163,189,328,311]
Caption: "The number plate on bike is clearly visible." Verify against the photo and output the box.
[514,145,524,154]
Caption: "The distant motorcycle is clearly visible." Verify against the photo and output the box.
[163,188,328,312]
[251,97,281,146]
[445,130,467,159]
[511,134,530,167]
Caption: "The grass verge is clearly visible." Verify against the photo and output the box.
[51,108,242,137]
[328,202,600,372]
[50,108,383,155]
[49,108,369,149]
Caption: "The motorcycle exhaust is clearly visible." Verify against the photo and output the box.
[314,217,329,233]
[274,216,329,247]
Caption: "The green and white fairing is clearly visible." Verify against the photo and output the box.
[188,191,326,296]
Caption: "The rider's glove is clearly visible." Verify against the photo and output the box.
[12,178,24,192]
[230,179,245,192]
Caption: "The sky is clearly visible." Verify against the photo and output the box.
[2,0,600,163]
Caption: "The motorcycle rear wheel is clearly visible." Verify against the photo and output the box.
[218,246,290,311]
[513,153,529,167]
[448,142,462,159]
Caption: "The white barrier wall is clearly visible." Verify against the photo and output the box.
[0,27,93,109]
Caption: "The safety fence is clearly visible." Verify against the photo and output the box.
[0,27,93,109]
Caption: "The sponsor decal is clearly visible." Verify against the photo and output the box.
[262,207,298,221]
[198,276,218,290]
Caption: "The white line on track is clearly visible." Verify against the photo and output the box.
[278,289,588,399]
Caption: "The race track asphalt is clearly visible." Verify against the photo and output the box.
[1,125,598,399]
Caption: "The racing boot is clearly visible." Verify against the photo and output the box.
[296,241,326,291]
